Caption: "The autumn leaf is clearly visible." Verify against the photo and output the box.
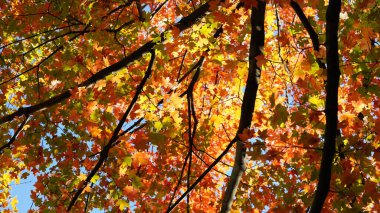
[132,152,150,166]
[148,132,166,146]
[271,104,289,128]
[11,197,18,211]
[116,199,129,210]
[255,55,266,67]
[238,128,254,142]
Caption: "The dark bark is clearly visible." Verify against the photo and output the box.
[290,0,320,51]
[221,1,266,212]
[290,0,326,69]
[309,0,341,212]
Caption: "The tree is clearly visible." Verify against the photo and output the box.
[0,0,379,212]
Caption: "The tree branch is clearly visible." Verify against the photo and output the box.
[0,25,79,50]
[176,50,188,81]
[309,0,341,212]
[136,0,145,21]
[290,0,319,51]
[290,0,326,69]
[185,64,202,212]
[67,50,156,211]
[221,1,266,212]
[0,27,89,86]
[166,137,237,212]
[168,152,190,208]
[0,115,30,153]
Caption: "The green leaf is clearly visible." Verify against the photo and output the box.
[269,93,275,108]
[63,65,71,72]
[200,24,212,36]
[123,156,132,167]
[90,110,100,122]
[149,132,166,145]
[131,174,143,188]
[154,121,163,131]
[90,174,100,184]
[152,35,162,43]
[308,95,324,109]
[271,104,288,128]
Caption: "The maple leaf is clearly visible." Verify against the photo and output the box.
[123,186,138,200]
[238,128,254,142]
[116,199,129,210]
[255,55,266,67]
[208,0,219,10]
[132,151,150,166]
[271,104,289,128]
[171,26,181,37]
[88,126,102,138]
[10,197,18,211]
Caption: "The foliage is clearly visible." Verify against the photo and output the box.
[0,0,379,212]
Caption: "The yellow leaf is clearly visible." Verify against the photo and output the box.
[168,94,184,110]
[3,173,11,182]
[117,199,129,210]
[154,121,163,131]
[79,173,87,181]
[171,111,183,125]
[200,24,212,36]
[83,185,92,193]
[90,174,100,184]
[309,95,324,109]
[119,156,132,176]
[11,197,18,210]
[103,57,110,66]
[196,37,208,48]
[96,80,107,91]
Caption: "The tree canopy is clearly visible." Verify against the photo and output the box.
[0,0,379,212]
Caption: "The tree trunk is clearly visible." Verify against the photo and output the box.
[310,0,341,212]
[221,1,266,212]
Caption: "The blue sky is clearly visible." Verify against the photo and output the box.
[9,175,36,212]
